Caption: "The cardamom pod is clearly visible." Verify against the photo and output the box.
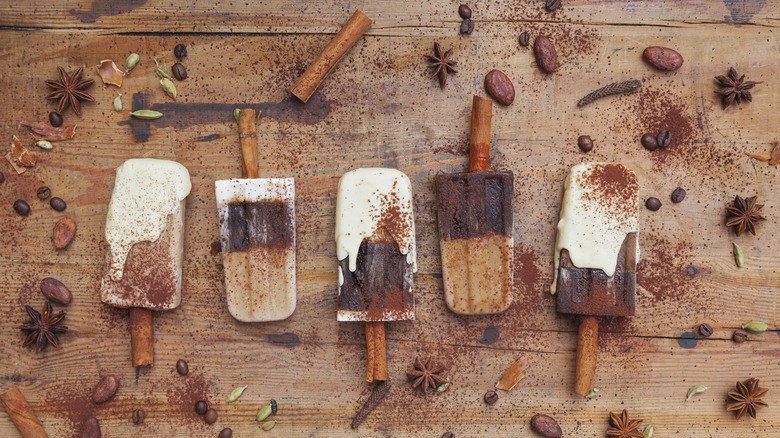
[160,78,177,99]
[130,110,163,120]
[125,53,140,72]
[261,420,276,431]
[226,385,247,403]
[113,94,123,112]
[733,242,744,267]
[35,140,53,150]
[643,424,654,438]
[154,58,172,80]
[256,404,272,422]
[686,384,707,401]
[585,388,599,398]
[742,320,768,333]
[233,108,240,123]
[437,382,450,393]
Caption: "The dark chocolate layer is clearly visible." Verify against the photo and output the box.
[437,171,514,240]
[224,200,294,252]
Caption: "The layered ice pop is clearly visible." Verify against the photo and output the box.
[552,162,639,395]
[100,158,191,366]
[216,109,296,322]
[336,168,416,382]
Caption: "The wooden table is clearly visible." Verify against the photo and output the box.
[1,1,778,436]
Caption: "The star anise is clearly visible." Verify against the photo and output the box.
[406,356,446,394]
[726,195,766,236]
[727,378,768,419]
[714,67,761,109]
[424,42,456,89]
[45,67,95,115]
[606,409,643,438]
[19,302,67,352]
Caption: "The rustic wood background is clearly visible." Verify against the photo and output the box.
[1,1,778,437]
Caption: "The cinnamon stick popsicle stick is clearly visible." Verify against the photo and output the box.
[0,386,48,438]
[289,10,372,103]
[130,308,153,367]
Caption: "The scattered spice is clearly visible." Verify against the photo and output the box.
[351,380,389,429]
[256,404,273,422]
[36,140,53,150]
[546,0,561,12]
[160,78,177,99]
[45,67,94,115]
[174,44,187,58]
[495,356,529,391]
[642,424,654,438]
[194,400,208,415]
[52,216,77,249]
[50,197,67,211]
[671,187,686,203]
[732,329,748,343]
[261,420,276,431]
[715,67,760,109]
[219,428,233,438]
[21,120,76,142]
[92,375,120,404]
[407,357,447,394]
[11,135,36,167]
[96,60,123,87]
[80,416,100,438]
[578,135,593,152]
[686,384,707,401]
[484,69,515,105]
[125,53,140,72]
[113,94,123,112]
[19,302,67,352]
[656,129,672,148]
[154,58,173,80]
[519,31,530,47]
[577,80,641,107]
[726,195,765,236]
[176,359,189,375]
[460,19,475,35]
[645,197,661,211]
[742,321,768,333]
[49,112,63,127]
[530,414,562,438]
[13,200,30,216]
[698,323,713,337]
[204,408,217,424]
[732,242,744,267]
[458,5,471,19]
[37,186,51,200]
[607,409,643,438]
[533,36,557,73]
[425,42,457,89]
[130,110,163,120]
[640,133,657,151]
[727,378,768,419]
[40,278,72,305]
[132,409,145,424]
[172,62,188,80]
[585,388,599,398]
[483,390,498,405]
[270,399,277,415]
[227,385,247,402]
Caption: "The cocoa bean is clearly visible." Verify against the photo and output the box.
[40,278,72,305]
[52,216,76,249]
[80,416,101,438]
[533,36,557,73]
[642,46,683,71]
[484,70,515,105]
[530,414,562,438]
[92,375,120,404]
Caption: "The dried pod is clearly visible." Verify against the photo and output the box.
[130,110,163,120]
[11,135,36,167]
[97,60,123,87]
[113,95,123,112]
[227,385,247,403]
[125,53,140,72]
[154,58,172,80]
[36,140,53,150]
[160,78,177,100]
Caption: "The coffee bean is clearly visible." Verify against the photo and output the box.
[519,31,530,47]
[484,69,515,106]
[484,390,498,405]
[530,414,562,438]
[204,408,218,424]
[41,277,72,305]
[671,187,686,203]
[132,409,146,424]
[37,186,51,200]
[270,399,277,415]
[80,416,100,438]
[49,112,63,127]
[92,375,120,404]
[546,0,562,12]
[733,329,748,343]
[533,36,557,74]
[645,197,661,211]
[460,18,474,35]
[0,171,4,184]
[50,197,67,211]
[642,46,684,71]
[176,359,189,376]
[441,433,455,438]
[657,129,672,148]
[172,63,188,81]
[577,135,593,153]
[698,323,713,337]
[641,133,658,151]
[195,400,209,415]
[219,428,233,438]
[13,200,31,216]
[53,216,77,250]
[458,4,472,19]
[174,44,187,58]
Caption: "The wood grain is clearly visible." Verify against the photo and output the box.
[1,1,779,437]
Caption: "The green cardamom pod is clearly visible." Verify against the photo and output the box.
[226,385,247,403]
[733,242,744,267]
[160,78,177,99]
[686,384,707,401]
[113,94,123,112]
[255,404,272,422]
[154,58,172,80]
[125,53,139,72]
[130,110,163,120]
[742,321,768,333]
[261,420,276,431]
[233,108,240,123]
[437,382,450,393]
[643,424,654,438]
[585,388,599,399]
[35,140,53,150]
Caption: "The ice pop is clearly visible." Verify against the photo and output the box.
[216,109,296,322]
[336,168,416,382]
[100,158,191,366]
[552,162,639,395]
[438,95,514,315]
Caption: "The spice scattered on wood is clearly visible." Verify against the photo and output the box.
[726,195,766,236]
[21,120,76,141]
[732,329,748,343]
[607,409,643,438]
[97,60,123,87]
[727,378,768,419]
[577,80,641,107]
[715,67,760,109]
[351,380,389,429]
[19,302,67,352]
[545,0,561,12]
[125,53,140,72]
[495,356,529,391]
[530,414,562,438]
[425,42,457,89]
[52,216,77,250]
[11,135,36,167]
[745,142,780,165]
[130,110,163,120]
[732,242,744,267]
[407,356,447,394]
[686,384,707,401]
[698,323,713,337]
[45,67,94,115]
[742,321,768,333]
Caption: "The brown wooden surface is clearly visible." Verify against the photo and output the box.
[1,1,778,437]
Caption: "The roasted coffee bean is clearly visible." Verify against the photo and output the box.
[171,63,188,81]
[458,4,472,18]
[645,197,662,211]
[80,416,100,438]
[641,133,658,151]
[49,112,63,127]
[546,0,562,12]
[53,216,77,249]
[41,277,72,305]
[484,69,515,105]
[530,414,563,438]
[441,433,455,438]
[132,409,146,424]
[642,46,683,71]
[698,323,713,338]
[174,44,187,58]
[733,329,748,343]
[50,197,67,211]
[92,375,120,404]
[519,31,530,47]
[219,428,233,438]
[195,400,209,415]
[578,135,594,152]
[460,18,474,35]
[484,390,498,405]
[657,129,672,148]
[204,408,218,424]
[13,200,30,216]
[37,186,51,200]
[533,35,557,73]
[270,399,278,415]
[671,187,687,203]
[176,359,189,375]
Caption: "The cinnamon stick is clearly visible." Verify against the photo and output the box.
[130,308,153,367]
[365,321,387,382]
[469,95,492,172]
[0,386,48,438]
[238,109,259,179]
[574,316,598,396]
[289,10,372,103]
